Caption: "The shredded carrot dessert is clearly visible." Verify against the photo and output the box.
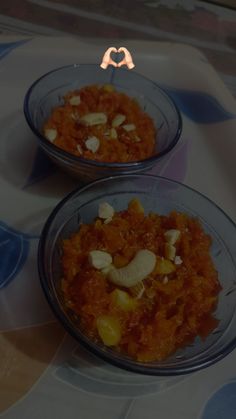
[61,198,221,362]
[43,84,156,162]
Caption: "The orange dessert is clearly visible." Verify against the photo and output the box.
[43,84,156,162]
[61,199,221,362]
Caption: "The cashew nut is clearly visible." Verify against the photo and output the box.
[108,249,156,288]
[101,265,113,276]
[76,144,83,154]
[89,250,112,269]
[71,111,79,121]
[130,281,145,299]
[110,127,118,139]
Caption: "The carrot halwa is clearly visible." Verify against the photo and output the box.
[61,199,221,362]
[43,84,156,162]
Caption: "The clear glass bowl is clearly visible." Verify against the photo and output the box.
[24,64,182,181]
[38,174,236,376]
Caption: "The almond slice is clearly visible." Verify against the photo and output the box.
[76,144,83,154]
[80,112,107,126]
[110,128,118,139]
[108,250,156,287]
[44,128,57,143]
[69,95,81,106]
[123,124,136,132]
[99,202,115,220]
[85,136,100,153]
[71,112,79,121]
[164,229,181,245]
[112,114,126,127]
[101,265,113,276]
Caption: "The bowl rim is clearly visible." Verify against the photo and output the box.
[38,174,236,376]
[24,63,182,169]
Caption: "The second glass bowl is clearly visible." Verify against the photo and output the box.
[38,174,236,375]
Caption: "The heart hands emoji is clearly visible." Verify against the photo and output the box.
[100,47,135,70]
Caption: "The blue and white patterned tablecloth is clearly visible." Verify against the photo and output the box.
[0,36,236,419]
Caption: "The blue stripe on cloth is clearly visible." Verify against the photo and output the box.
[23,147,56,189]
[163,86,235,123]
[0,39,30,61]
[201,381,236,419]
[0,221,38,289]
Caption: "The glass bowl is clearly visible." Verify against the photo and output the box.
[24,64,182,182]
[38,174,236,376]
